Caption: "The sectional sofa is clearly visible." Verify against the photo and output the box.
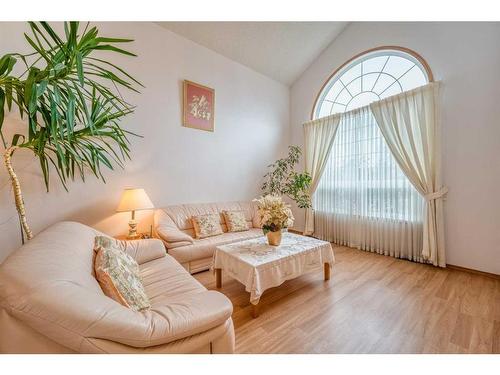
[0,221,234,353]
[154,201,264,273]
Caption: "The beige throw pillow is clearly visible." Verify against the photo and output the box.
[191,214,223,239]
[223,210,249,232]
[93,236,151,311]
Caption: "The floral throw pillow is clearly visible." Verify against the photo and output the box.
[191,214,223,239]
[93,236,151,311]
[223,210,249,232]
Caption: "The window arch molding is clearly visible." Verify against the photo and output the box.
[310,46,433,120]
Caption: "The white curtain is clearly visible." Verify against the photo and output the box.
[370,82,446,267]
[313,106,425,262]
[303,113,341,235]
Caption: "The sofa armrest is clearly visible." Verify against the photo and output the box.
[154,210,194,249]
[119,238,166,264]
[156,226,194,248]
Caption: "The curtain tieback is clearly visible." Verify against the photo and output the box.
[424,186,448,201]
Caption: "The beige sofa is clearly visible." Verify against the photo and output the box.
[0,221,234,353]
[154,201,264,273]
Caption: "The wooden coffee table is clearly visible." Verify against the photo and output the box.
[213,232,334,317]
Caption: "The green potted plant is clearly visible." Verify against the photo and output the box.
[261,145,312,209]
[0,21,142,242]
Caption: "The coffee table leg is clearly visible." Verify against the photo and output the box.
[215,268,222,288]
[324,262,331,281]
[252,303,259,318]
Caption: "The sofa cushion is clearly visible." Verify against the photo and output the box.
[139,254,206,305]
[94,236,140,274]
[223,210,249,232]
[94,236,151,311]
[192,214,223,239]
[168,228,263,264]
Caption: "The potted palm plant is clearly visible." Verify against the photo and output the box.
[0,22,142,242]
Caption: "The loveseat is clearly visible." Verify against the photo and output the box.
[154,201,264,273]
[0,221,235,353]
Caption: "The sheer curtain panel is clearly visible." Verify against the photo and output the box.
[313,106,425,261]
[370,82,446,267]
[303,113,341,235]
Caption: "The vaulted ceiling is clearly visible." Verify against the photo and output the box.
[156,22,348,85]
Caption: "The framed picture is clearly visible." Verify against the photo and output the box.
[183,80,215,132]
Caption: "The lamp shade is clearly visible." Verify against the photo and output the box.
[116,188,154,212]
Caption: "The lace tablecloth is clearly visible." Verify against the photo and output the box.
[213,232,334,304]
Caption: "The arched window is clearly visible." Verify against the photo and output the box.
[311,47,433,263]
[313,47,431,119]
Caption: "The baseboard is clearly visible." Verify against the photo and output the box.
[446,264,500,280]
[288,228,302,235]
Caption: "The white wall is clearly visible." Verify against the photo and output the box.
[290,22,500,274]
[2,22,498,275]
[0,22,290,262]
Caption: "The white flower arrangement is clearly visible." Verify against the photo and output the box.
[253,195,294,233]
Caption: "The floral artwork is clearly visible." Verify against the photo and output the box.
[183,80,215,131]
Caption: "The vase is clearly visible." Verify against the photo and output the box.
[266,230,282,246]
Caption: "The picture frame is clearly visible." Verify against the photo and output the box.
[182,80,215,132]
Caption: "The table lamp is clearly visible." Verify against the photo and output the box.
[116,188,155,239]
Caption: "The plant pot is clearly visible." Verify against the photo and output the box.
[266,230,282,246]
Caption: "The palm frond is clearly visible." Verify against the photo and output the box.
[0,21,142,191]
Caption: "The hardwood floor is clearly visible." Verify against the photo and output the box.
[194,245,500,353]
